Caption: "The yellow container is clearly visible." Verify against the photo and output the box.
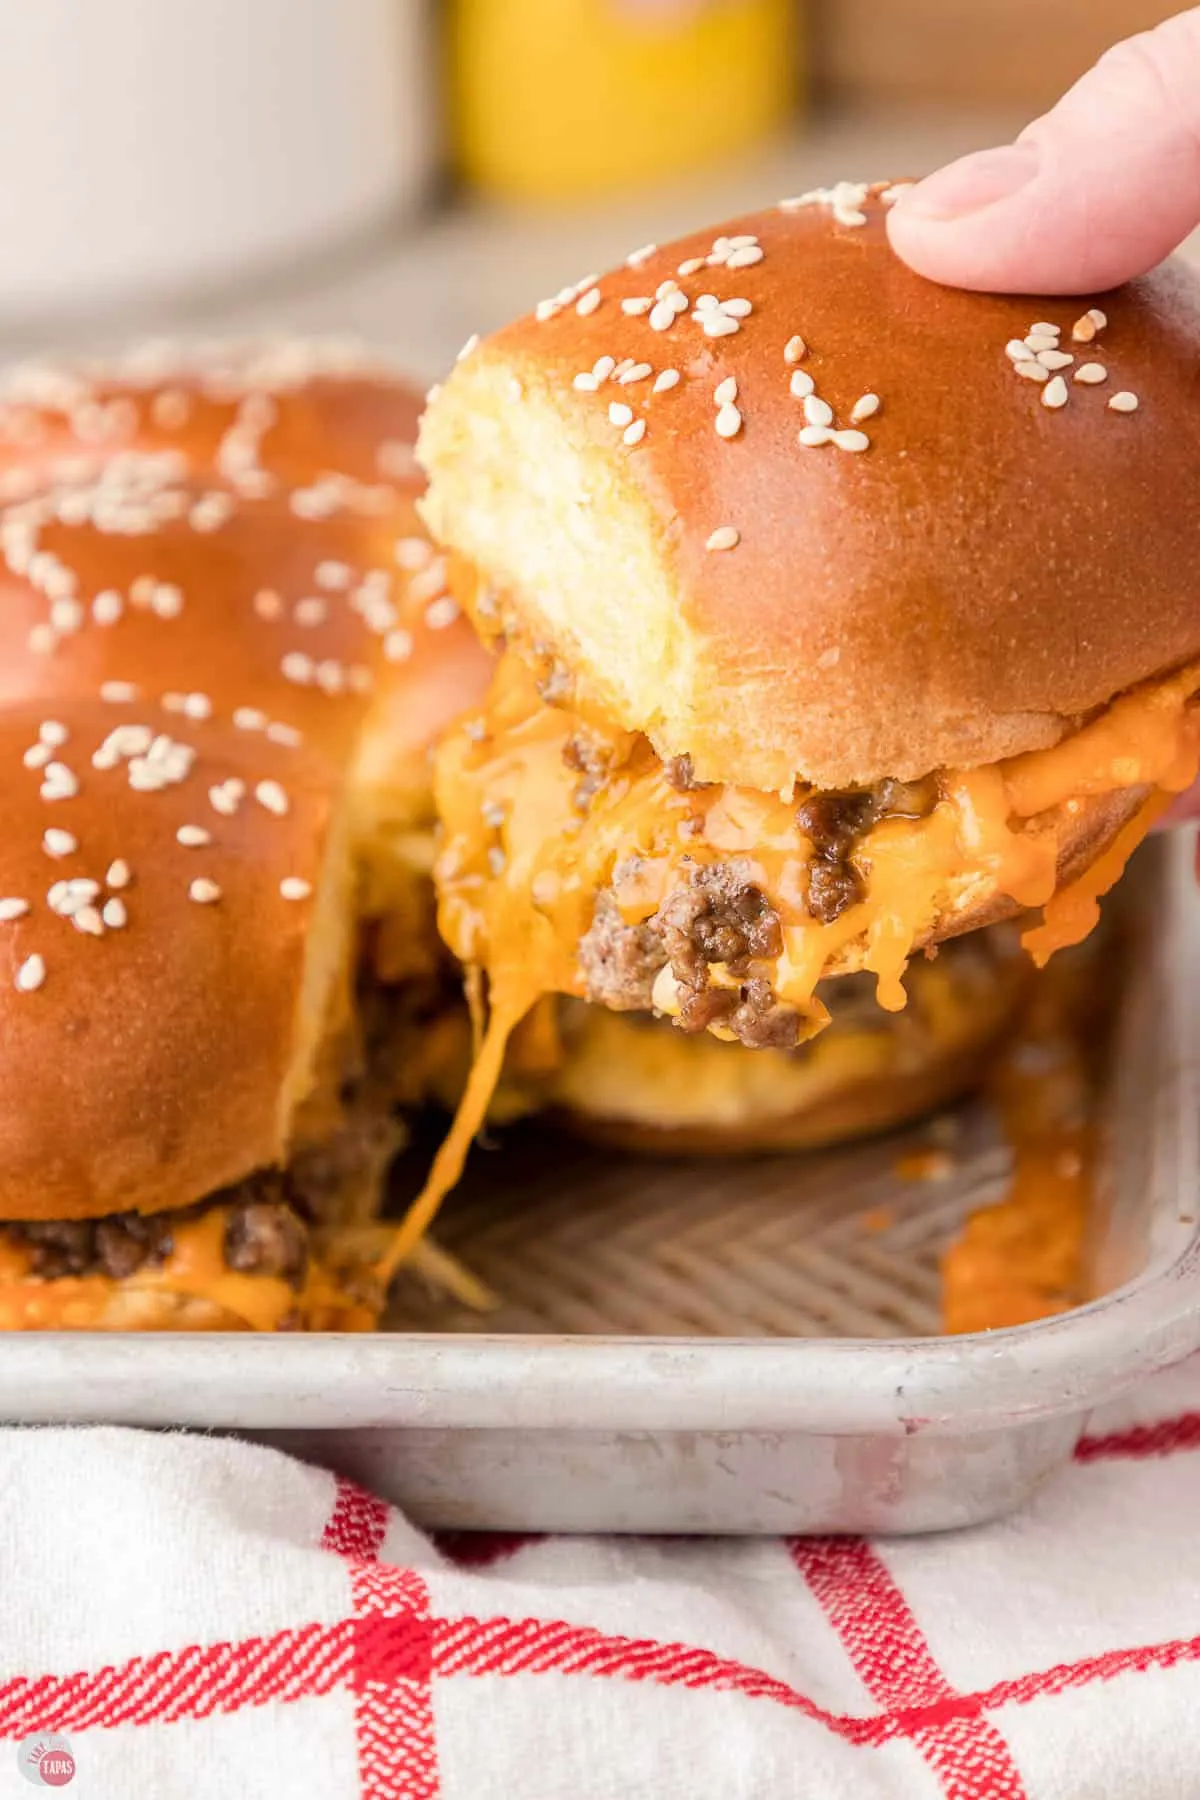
[449,0,800,204]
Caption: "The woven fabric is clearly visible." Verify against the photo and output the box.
[2,1357,1200,1798]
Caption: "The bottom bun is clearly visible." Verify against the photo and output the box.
[502,929,1030,1156]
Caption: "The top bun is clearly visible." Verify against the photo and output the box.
[419,186,1200,791]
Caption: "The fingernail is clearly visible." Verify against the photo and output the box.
[897,144,1040,221]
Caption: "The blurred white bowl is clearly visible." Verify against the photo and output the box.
[0,0,435,323]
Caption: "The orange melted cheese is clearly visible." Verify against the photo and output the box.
[0,1208,380,1332]
[378,655,1200,1281]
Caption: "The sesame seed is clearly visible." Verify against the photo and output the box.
[162,692,187,714]
[1005,339,1032,364]
[573,373,599,392]
[575,287,601,317]
[535,299,560,323]
[816,646,841,670]
[1042,376,1069,410]
[294,597,327,628]
[705,526,740,552]
[789,370,815,400]
[281,651,315,685]
[1071,315,1098,344]
[151,582,183,619]
[315,659,345,695]
[1088,308,1108,331]
[177,825,211,847]
[653,369,680,393]
[315,559,352,590]
[106,859,130,889]
[715,404,742,440]
[1038,349,1075,371]
[47,879,100,918]
[101,898,126,929]
[714,377,738,406]
[101,681,138,707]
[623,419,647,447]
[592,356,616,382]
[49,598,83,635]
[280,876,312,902]
[255,779,289,817]
[784,335,807,365]
[233,707,267,731]
[1014,362,1050,384]
[1074,363,1108,385]
[798,426,833,447]
[725,245,764,269]
[0,896,28,923]
[618,362,653,385]
[648,301,678,332]
[622,297,653,317]
[27,624,56,657]
[15,954,45,993]
[700,313,739,339]
[1024,332,1059,353]
[189,878,221,905]
[803,396,834,428]
[92,590,123,626]
[420,598,457,634]
[40,762,78,802]
[254,589,284,621]
[209,782,241,817]
[73,906,103,937]
[266,721,302,747]
[608,402,634,428]
[457,333,480,362]
[1109,391,1139,413]
[23,743,51,770]
[1031,321,1060,337]
[677,257,706,276]
[833,429,871,452]
[850,394,881,423]
[384,628,414,662]
[43,829,77,858]
[394,538,432,571]
[183,692,212,721]
[626,244,656,267]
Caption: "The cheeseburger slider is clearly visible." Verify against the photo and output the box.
[0,343,489,1330]
[399,186,1200,1244]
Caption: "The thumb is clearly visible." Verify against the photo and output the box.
[887,7,1200,293]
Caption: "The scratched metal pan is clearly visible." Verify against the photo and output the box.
[0,835,1194,1537]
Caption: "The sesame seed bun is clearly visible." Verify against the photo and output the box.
[418,192,1200,792]
[0,347,491,1279]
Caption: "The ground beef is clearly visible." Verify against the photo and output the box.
[578,863,802,1049]
[563,729,615,813]
[664,753,709,793]
[12,1210,175,1281]
[796,776,939,925]
[578,889,667,1011]
[223,1189,309,1286]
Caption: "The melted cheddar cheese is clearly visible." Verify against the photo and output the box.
[377,654,1200,1281]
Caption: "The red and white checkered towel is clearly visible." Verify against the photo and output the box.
[3,1359,1200,1797]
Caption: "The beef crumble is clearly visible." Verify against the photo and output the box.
[579,862,802,1049]
[796,777,939,925]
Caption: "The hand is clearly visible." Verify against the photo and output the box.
[887,7,1200,833]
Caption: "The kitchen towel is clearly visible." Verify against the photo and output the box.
[2,1355,1199,1797]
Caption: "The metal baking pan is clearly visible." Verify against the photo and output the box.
[0,835,1195,1537]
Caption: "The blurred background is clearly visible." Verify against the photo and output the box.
[0,0,1190,377]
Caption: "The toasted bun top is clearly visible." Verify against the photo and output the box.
[0,345,489,1223]
[419,186,1200,790]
